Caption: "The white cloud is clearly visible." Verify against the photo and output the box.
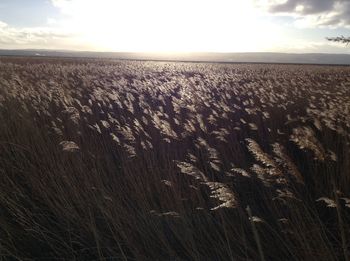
[0,20,85,50]
[0,21,7,28]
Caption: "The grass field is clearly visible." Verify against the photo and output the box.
[0,56,349,260]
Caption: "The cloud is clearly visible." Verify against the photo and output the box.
[257,0,350,27]
[0,21,7,28]
[268,0,333,14]
[0,20,76,49]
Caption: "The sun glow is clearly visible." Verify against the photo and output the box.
[52,0,283,52]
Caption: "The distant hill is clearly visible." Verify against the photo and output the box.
[0,49,350,65]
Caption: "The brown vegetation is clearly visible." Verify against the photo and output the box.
[0,56,349,260]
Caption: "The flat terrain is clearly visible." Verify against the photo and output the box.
[0,57,349,260]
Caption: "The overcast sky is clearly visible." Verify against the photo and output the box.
[0,0,349,53]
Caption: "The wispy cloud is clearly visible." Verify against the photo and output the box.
[0,20,79,49]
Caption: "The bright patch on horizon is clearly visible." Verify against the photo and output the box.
[0,0,349,53]
[51,0,282,52]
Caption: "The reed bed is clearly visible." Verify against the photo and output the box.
[0,57,349,260]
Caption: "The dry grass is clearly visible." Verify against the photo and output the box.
[0,56,349,260]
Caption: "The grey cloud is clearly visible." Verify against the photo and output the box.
[269,0,334,15]
[261,0,350,27]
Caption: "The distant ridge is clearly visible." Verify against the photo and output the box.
[1,49,350,65]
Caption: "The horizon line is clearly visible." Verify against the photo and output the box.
[0,48,350,56]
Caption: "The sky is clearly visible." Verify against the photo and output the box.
[0,0,349,53]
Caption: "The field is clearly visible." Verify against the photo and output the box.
[0,56,349,260]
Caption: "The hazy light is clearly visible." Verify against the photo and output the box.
[53,0,284,52]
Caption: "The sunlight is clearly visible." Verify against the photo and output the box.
[54,0,281,52]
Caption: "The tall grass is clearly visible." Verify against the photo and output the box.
[0,56,349,260]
